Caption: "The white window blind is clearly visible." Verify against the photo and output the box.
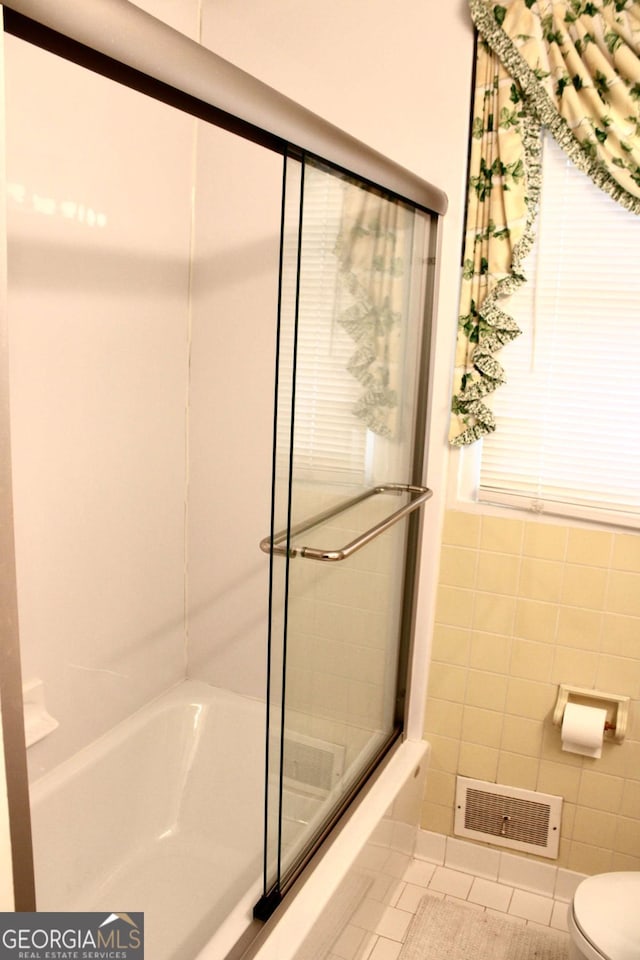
[277,164,369,485]
[479,132,640,528]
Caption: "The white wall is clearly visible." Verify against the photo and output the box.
[198,0,473,220]
[5,0,200,777]
[186,125,281,698]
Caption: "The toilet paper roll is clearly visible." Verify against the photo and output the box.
[561,702,607,758]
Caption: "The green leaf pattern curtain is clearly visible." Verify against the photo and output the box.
[450,0,640,446]
[335,185,412,440]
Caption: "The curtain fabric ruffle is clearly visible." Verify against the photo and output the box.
[450,0,640,446]
[335,186,412,440]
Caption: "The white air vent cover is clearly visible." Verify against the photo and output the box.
[454,777,562,859]
[283,732,345,796]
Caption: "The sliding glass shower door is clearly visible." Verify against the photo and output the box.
[0,4,447,951]
[259,153,436,911]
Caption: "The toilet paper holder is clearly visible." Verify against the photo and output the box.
[553,684,630,744]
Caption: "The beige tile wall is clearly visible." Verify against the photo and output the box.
[285,486,408,768]
[422,509,640,875]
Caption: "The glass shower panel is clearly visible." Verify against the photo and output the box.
[264,156,433,896]
[263,152,303,897]
[5,32,283,959]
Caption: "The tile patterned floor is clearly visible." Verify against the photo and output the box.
[325,853,572,960]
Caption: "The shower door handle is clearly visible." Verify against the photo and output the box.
[260,483,432,562]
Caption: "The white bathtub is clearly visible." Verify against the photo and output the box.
[29,680,266,960]
[29,680,428,960]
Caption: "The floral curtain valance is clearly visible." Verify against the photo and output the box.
[450,0,640,446]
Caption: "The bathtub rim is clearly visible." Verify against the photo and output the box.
[28,677,265,799]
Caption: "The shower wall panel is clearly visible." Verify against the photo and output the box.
[5,12,198,777]
[186,124,281,700]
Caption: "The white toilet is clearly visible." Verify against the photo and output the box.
[568,871,640,960]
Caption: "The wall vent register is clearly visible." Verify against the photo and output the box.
[282,733,345,796]
[454,777,562,859]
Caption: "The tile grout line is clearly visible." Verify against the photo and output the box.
[400,854,571,934]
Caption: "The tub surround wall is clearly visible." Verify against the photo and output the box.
[7,0,282,766]
[185,124,281,700]
[5,8,199,777]
[423,508,640,875]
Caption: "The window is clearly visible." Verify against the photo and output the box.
[473,131,640,529]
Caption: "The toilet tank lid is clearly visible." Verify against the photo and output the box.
[574,872,640,960]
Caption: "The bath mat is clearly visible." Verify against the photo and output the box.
[399,895,570,960]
